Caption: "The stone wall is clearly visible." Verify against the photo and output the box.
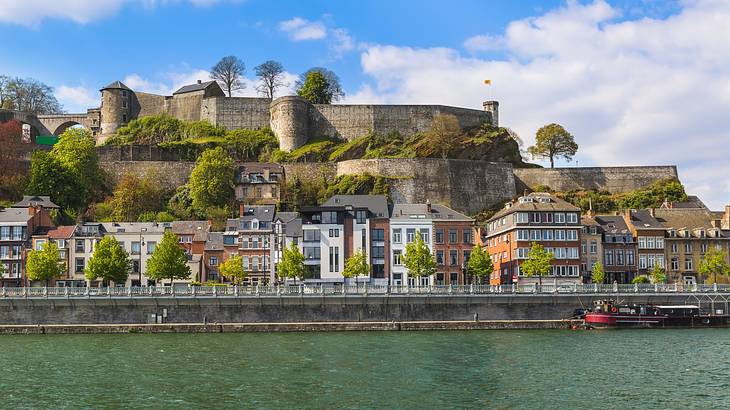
[201,97,270,130]
[101,161,195,186]
[0,293,708,325]
[336,159,516,214]
[513,166,679,194]
[282,162,337,182]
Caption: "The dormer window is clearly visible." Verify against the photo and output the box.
[668,229,676,237]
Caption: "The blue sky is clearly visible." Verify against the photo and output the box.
[2,0,730,209]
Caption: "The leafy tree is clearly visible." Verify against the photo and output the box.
[279,241,305,284]
[342,249,369,289]
[425,114,461,159]
[296,67,344,104]
[1,76,63,114]
[698,246,730,284]
[632,274,650,284]
[219,254,247,284]
[254,60,287,99]
[167,185,198,220]
[188,147,235,213]
[403,231,436,287]
[145,230,192,285]
[108,173,170,222]
[520,242,553,286]
[527,123,578,168]
[85,236,131,285]
[26,151,84,211]
[466,245,493,285]
[210,56,246,97]
[649,264,666,284]
[51,128,101,194]
[26,241,63,286]
[591,262,606,284]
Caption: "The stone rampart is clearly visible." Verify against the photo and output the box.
[101,161,194,186]
[336,158,516,214]
[201,96,270,130]
[513,166,679,193]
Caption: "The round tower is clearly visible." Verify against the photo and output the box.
[99,81,132,140]
[270,96,311,152]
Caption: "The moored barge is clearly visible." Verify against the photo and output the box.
[584,300,730,328]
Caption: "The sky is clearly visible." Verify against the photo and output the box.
[2,0,729,209]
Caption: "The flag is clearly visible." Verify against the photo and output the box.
[484,79,492,85]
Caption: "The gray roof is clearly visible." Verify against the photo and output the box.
[205,232,224,251]
[171,221,209,242]
[595,215,631,234]
[654,208,718,231]
[323,195,389,218]
[100,222,168,234]
[660,196,708,210]
[389,203,472,222]
[12,195,59,209]
[173,80,219,95]
[626,210,664,230]
[239,205,276,222]
[274,212,299,223]
[0,208,32,223]
[488,193,580,222]
[100,81,131,91]
[285,217,302,238]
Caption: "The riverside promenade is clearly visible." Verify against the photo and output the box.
[0,284,728,331]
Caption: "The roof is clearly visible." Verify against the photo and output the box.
[171,221,210,242]
[205,232,224,251]
[173,80,219,95]
[323,195,389,218]
[100,222,168,234]
[625,210,664,230]
[654,208,718,231]
[274,212,299,223]
[100,81,131,92]
[660,196,708,210]
[285,217,302,237]
[12,195,59,209]
[488,193,580,222]
[237,205,277,223]
[0,208,32,223]
[594,215,630,235]
[47,225,77,239]
[389,203,473,222]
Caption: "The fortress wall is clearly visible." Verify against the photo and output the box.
[282,162,337,182]
[101,160,195,187]
[202,97,270,130]
[134,92,167,118]
[336,159,515,214]
[309,105,374,141]
[165,92,204,122]
[513,166,679,194]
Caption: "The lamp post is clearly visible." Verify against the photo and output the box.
[139,227,147,287]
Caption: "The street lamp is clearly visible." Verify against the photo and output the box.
[139,227,147,287]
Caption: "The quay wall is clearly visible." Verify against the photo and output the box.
[0,293,710,325]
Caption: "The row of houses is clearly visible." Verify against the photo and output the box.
[2,192,730,287]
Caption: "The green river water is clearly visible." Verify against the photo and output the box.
[2,329,728,409]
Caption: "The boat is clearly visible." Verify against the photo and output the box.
[583,300,730,328]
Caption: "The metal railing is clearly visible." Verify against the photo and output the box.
[0,283,729,298]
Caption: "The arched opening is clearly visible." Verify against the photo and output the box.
[53,121,87,136]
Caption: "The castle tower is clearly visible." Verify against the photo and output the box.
[270,96,311,152]
[483,100,499,127]
[99,81,132,140]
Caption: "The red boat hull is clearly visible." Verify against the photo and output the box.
[585,312,730,328]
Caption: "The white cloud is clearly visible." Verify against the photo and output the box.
[278,17,327,41]
[463,34,504,53]
[55,85,98,112]
[349,0,730,209]
[0,0,239,27]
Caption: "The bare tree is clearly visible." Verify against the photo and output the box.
[0,75,11,109]
[210,56,246,97]
[254,60,287,99]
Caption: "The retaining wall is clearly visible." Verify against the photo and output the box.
[513,166,679,193]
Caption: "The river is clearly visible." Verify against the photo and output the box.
[1,329,728,409]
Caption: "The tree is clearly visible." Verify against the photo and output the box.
[26,241,63,286]
[51,127,102,198]
[527,123,578,168]
[466,245,493,285]
[1,77,63,114]
[342,249,369,290]
[424,114,461,159]
[296,67,344,104]
[85,236,131,285]
[26,151,84,212]
[210,56,245,97]
[632,275,650,284]
[145,230,192,285]
[650,264,667,284]
[520,242,553,287]
[109,173,169,222]
[279,241,305,284]
[402,231,436,287]
[591,262,606,284]
[188,147,235,213]
[254,60,287,99]
[220,254,248,285]
[698,246,730,284]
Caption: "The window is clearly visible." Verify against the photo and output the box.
[701,243,708,253]
[656,237,664,249]
[0,246,8,259]
[252,256,259,272]
[671,257,679,271]
[435,229,444,244]
[12,245,21,259]
[684,242,692,253]
[243,256,249,271]
[329,246,339,272]
[393,250,403,266]
[566,213,578,223]
[516,212,529,223]
[566,230,578,241]
[223,235,236,246]
[581,240,586,254]
[392,229,402,244]
[638,236,646,249]
[303,230,321,242]
[75,258,85,274]
[516,248,529,259]
[530,230,541,241]
[131,241,140,255]
[303,247,320,260]
[671,243,678,253]
[448,229,457,244]
[146,241,156,254]
[543,213,553,223]
[75,240,85,253]
[627,250,634,266]
[555,230,566,241]
[436,250,444,265]
[615,249,624,265]
[209,256,218,266]
[647,237,656,249]
[463,250,471,264]
[685,257,693,271]
[542,230,553,240]
[372,264,384,278]
[450,250,458,266]
[372,246,384,259]
[355,210,367,224]
[322,211,338,224]
[406,229,416,243]
[0,227,8,240]
[420,230,430,243]
[555,213,565,223]
[639,255,647,269]
[35,239,46,251]
[328,228,340,238]
[372,229,384,241]
[122,114,127,122]
[517,230,529,241]
[530,213,540,223]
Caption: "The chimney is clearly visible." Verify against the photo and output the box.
[426,200,432,214]
[239,203,245,218]
[723,205,730,230]
[649,208,655,217]
[623,208,632,225]
[483,100,499,127]
[197,79,202,84]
